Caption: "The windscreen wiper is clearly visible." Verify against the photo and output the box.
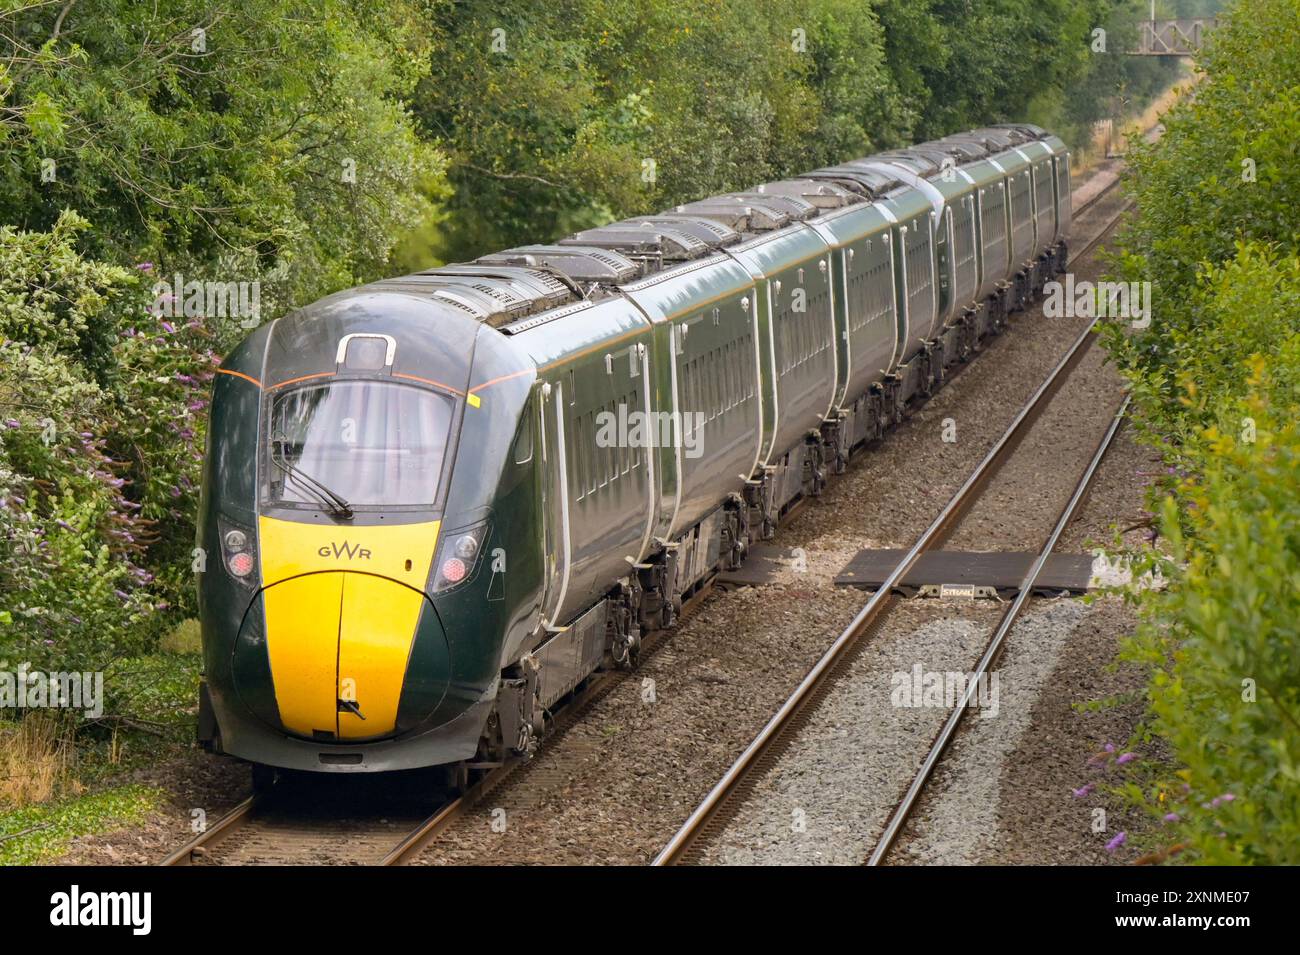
[270,438,353,519]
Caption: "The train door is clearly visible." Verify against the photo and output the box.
[937,206,956,320]
[538,377,571,629]
[1056,152,1072,239]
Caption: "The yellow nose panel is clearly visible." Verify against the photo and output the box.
[262,572,344,737]
[337,574,426,738]
[257,516,440,739]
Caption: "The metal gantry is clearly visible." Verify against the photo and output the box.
[1133,18,1218,56]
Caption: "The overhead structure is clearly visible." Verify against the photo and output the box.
[1133,18,1218,56]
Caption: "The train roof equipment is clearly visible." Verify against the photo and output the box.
[475,245,645,284]
[752,178,859,210]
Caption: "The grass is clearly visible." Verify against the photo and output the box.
[159,618,201,655]
[0,785,163,865]
[0,618,203,862]
[0,714,76,807]
[73,621,203,789]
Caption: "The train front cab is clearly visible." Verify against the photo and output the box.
[198,296,541,776]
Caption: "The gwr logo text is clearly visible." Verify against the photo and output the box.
[318,541,372,560]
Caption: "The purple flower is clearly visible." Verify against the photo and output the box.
[1116,752,1137,764]
[4,419,19,429]
[1220,793,1236,802]
[114,589,129,600]
[1163,813,1180,823]
[169,485,182,498]
[55,519,72,530]
[176,373,194,384]
[1105,832,1126,853]
[1104,743,1116,753]
[134,262,154,272]
[1072,784,1095,798]
[161,321,176,334]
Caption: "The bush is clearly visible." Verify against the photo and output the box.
[1,214,213,679]
[1102,0,1300,863]
[1118,253,1300,864]
[1,214,157,674]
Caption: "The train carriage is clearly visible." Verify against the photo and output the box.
[197,125,1073,783]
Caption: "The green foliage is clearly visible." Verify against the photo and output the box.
[0,1,1195,806]
[1101,0,1300,863]
[103,651,202,737]
[0,214,155,674]
[413,0,1171,263]
[0,210,132,380]
[1106,0,1300,403]
[0,783,161,864]
[0,0,443,695]
[1122,366,1300,863]
[0,0,444,310]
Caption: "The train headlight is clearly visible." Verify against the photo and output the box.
[453,534,479,560]
[431,521,489,593]
[228,551,255,578]
[440,557,467,584]
[218,516,258,586]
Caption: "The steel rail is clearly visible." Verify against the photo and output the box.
[866,393,1131,865]
[166,171,1134,870]
[163,582,718,867]
[159,796,255,866]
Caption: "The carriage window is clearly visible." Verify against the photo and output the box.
[266,380,453,508]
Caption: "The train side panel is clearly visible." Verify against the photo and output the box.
[513,298,655,630]
[619,256,761,542]
[808,202,899,410]
[724,227,838,472]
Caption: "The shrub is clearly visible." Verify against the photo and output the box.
[1102,0,1300,863]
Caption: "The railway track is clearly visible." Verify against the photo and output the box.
[161,176,1133,868]
[864,393,1131,866]
[652,196,1134,866]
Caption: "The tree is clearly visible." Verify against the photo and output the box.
[0,0,444,315]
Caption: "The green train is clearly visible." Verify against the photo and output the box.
[197,124,1070,785]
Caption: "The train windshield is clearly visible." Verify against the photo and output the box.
[266,380,454,508]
